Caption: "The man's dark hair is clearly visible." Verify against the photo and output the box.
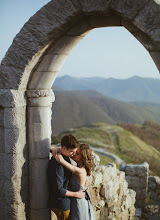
[61,134,79,149]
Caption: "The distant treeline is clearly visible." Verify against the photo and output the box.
[118,120,160,153]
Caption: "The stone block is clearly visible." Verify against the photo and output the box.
[110,0,148,20]
[136,199,145,208]
[148,176,157,191]
[5,178,22,204]
[0,89,26,107]
[5,202,26,220]
[0,153,5,175]
[149,51,160,72]
[4,128,26,154]
[36,54,67,72]
[133,1,160,42]
[139,177,148,188]
[28,106,51,159]
[88,14,121,28]
[28,68,58,89]
[29,158,49,209]
[93,172,103,186]
[88,187,102,203]
[5,153,25,179]
[0,174,5,202]
[150,191,158,200]
[134,208,142,219]
[80,0,111,15]
[130,30,160,52]
[4,107,26,129]
[118,171,125,182]
[0,108,4,127]
[66,19,91,36]
[136,188,147,200]
[125,176,140,188]
[120,163,148,177]
[30,208,51,220]
[0,128,5,153]
[46,35,84,55]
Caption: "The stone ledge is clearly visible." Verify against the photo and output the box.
[0,90,26,107]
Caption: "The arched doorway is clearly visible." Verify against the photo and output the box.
[0,0,160,219]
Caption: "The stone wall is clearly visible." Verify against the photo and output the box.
[148,176,160,207]
[120,162,149,209]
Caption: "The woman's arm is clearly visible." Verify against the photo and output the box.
[55,154,82,175]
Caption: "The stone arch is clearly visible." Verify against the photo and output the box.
[0,0,160,220]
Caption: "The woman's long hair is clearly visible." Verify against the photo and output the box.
[79,143,93,176]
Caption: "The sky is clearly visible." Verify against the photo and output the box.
[1,0,160,79]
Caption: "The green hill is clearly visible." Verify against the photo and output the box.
[52,90,160,134]
[52,123,160,176]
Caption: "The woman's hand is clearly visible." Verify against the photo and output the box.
[55,154,64,163]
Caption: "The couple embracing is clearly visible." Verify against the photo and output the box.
[48,134,95,220]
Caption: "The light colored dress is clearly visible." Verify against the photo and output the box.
[69,175,95,220]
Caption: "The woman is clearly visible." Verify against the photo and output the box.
[54,143,95,220]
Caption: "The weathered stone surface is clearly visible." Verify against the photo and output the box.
[4,107,26,129]
[0,155,5,174]
[0,89,26,107]
[148,176,157,191]
[29,159,49,209]
[149,51,160,72]
[111,0,148,20]
[30,208,51,220]
[66,19,91,36]
[0,128,5,153]
[88,14,122,28]
[45,35,84,56]
[120,163,149,210]
[4,153,25,179]
[120,163,148,177]
[5,202,26,220]
[125,176,140,188]
[0,108,4,127]
[80,0,111,15]
[28,106,51,158]
[4,128,26,154]
[133,0,160,42]
[136,188,147,200]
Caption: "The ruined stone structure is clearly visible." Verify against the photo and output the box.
[148,176,160,206]
[120,163,149,209]
[1,0,160,219]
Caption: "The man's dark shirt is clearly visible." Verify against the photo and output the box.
[47,154,72,211]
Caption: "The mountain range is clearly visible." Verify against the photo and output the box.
[51,90,160,134]
[53,75,160,103]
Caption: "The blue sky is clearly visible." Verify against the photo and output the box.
[1,0,160,79]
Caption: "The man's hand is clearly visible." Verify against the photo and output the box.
[50,146,61,157]
[75,189,85,199]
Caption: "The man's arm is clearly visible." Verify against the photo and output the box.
[56,162,85,199]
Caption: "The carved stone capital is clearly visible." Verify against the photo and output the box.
[26,89,54,98]
[27,90,55,107]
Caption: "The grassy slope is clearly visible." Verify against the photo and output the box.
[52,123,160,176]
[52,90,160,134]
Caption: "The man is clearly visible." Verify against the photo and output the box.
[48,134,85,220]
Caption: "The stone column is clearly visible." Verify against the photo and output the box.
[27,90,55,220]
[0,89,27,220]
